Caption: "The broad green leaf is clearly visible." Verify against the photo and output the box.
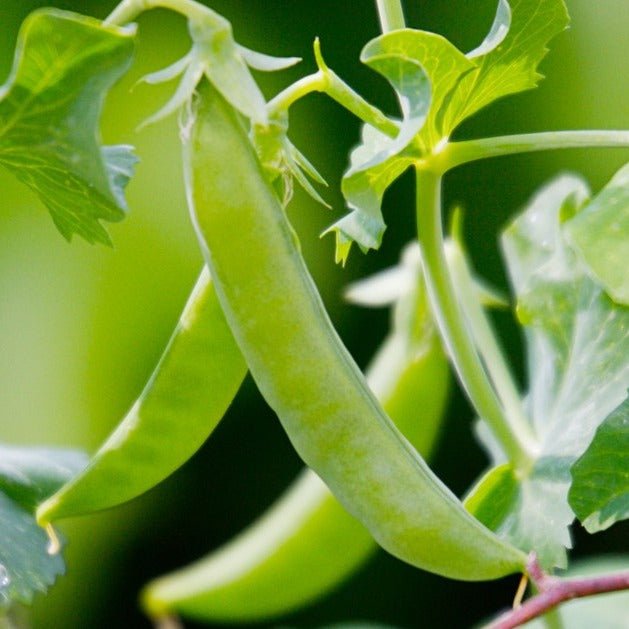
[474,173,629,568]
[564,163,629,305]
[522,556,629,629]
[329,0,569,263]
[329,34,431,263]
[360,30,474,153]
[440,0,569,135]
[569,396,629,533]
[0,446,86,609]
[0,9,136,245]
[467,458,574,569]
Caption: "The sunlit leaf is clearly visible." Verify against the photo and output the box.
[565,163,629,305]
[440,0,569,135]
[0,445,87,609]
[474,173,629,568]
[327,33,431,263]
[569,396,629,533]
[0,9,136,245]
[327,0,569,264]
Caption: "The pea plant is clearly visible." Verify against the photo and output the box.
[0,0,628,627]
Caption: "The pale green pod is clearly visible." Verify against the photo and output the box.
[141,244,449,622]
[37,268,247,525]
[182,81,527,583]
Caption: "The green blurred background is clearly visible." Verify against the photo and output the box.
[0,1,627,627]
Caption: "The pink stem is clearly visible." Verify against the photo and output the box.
[487,554,629,629]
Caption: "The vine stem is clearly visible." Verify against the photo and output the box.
[445,235,533,452]
[486,554,629,629]
[268,40,398,138]
[440,130,629,170]
[106,0,215,25]
[415,168,537,470]
[375,0,406,32]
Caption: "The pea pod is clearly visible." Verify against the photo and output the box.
[183,81,527,581]
[37,268,247,525]
[141,244,449,622]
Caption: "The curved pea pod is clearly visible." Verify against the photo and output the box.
[182,81,527,582]
[141,243,449,622]
[37,268,247,525]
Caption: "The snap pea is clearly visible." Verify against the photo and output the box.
[37,268,247,526]
[183,80,527,581]
[141,245,449,622]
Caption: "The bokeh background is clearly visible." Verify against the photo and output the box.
[1,1,628,627]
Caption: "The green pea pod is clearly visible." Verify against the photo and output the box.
[141,244,449,622]
[182,81,527,582]
[37,268,247,526]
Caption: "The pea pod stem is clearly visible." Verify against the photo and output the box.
[415,167,538,470]
[185,80,526,582]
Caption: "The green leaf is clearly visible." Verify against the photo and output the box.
[467,455,575,569]
[440,0,569,135]
[0,445,87,609]
[0,9,136,245]
[569,395,629,533]
[327,0,569,263]
[328,34,431,263]
[475,173,629,568]
[564,163,629,305]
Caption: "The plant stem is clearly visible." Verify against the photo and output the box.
[268,41,399,139]
[375,0,406,32]
[106,0,214,25]
[442,131,629,171]
[445,238,536,454]
[486,554,629,629]
[415,168,536,470]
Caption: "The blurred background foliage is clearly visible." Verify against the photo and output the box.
[0,1,628,627]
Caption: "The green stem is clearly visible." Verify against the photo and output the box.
[268,41,399,139]
[416,168,536,470]
[441,131,629,171]
[375,0,406,32]
[106,0,213,25]
[267,73,326,114]
[445,238,537,453]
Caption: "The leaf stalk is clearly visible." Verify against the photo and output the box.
[268,40,398,139]
[442,131,629,171]
[375,0,406,32]
[415,168,537,470]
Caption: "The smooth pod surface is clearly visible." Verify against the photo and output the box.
[183,81,527,582]
[37,268,247,523]
[142,267,450,621]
